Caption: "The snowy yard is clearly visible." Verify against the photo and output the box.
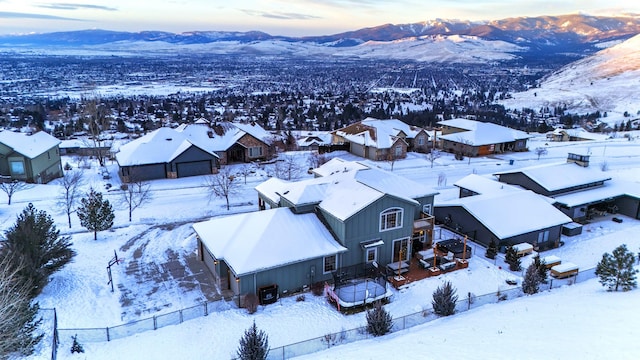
[4,133,639,359]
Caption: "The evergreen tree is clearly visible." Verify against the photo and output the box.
[77,188,115,240]
[237,321,269,360]
[432,281,458,316]
[485,238,498,259]
[505,246,522,271]
[522,263,541,295]
[366,301,393,337]
[0,203,76,296]
[0,255,43,357]
[595,244,638,291]
[532,255,549,284]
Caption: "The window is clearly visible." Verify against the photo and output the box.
[422,204,432,215]
[248,146,263,158]
[366,248,377,263]
[10,161,25,175]
[380,208,403,231]
[537,230,549,245]
[323,255,337,274]
[418,136,425,146]
[394,145,402,157]
[47,151,51,160]
[392,238,410,263]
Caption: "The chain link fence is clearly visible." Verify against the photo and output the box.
[53,266,596,359]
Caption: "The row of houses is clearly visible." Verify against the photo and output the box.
[434,153,640,252]
[193,153,640,300]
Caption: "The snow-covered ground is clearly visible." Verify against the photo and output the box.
[5,133,639,359]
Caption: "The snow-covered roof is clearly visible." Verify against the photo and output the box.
[355,166,438,200]
[257,159,438,221]
[550,128,609,141]
[318,180,385,221]
[296,131,332,147]
[176,120,274,153]
[193,208,347,276]
[311,157,369,177]
[334,118,422,149]
[115,127,217,166]
[454,174,520,195]
[0,130,61,159]
[438,118,531,146]
[436,190,572,239]
[552,179,640,207]
[495,162,612,192]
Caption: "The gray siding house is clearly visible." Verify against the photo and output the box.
[195,158,438,300]
[495,154,640,221]
[0,130,63,183]
[116,127,219,182]
[435,174,571,251]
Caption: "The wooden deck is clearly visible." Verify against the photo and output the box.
[388,256,469,289]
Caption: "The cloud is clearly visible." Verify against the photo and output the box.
[0,11,80,20]
[242,9,321,20]
[36,3,117,11]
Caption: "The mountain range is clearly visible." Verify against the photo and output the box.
[1,14,640,63]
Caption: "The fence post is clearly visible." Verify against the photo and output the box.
[153,316,157,330]
[180,309,183,323]
[204,301,208,316]
[52,308,58,360]
[106,327,110,342]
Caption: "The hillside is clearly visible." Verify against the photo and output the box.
[500,33,640,120]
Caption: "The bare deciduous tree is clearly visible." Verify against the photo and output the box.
[81,98,111,166]
[57,170,84,228]
[274,155,304,181]
[306,151,328,170]
[534,146,548,160]
[205,167,240,211]
[0,255,43,356]
[437,172,447,187]
[237,164,253,184]
[119,172,153,222]
[426,149,441,168]
[0,178,31,205]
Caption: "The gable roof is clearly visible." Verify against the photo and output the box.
[256,159,438,221]
[437,190,571,239]
[334,118,424,149]
[495,162,612,192]
[438,119,531,146]
[176,120,274,153]
[115,127,217,166]
[193,208,347,276]
[0,130,60,159]
[454,174,521,195]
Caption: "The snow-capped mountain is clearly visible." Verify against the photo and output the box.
[1,14,639,63]
[500,33,640,117]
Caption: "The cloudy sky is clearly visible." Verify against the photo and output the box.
[1,0,639,36]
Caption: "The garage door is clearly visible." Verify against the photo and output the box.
[176,161,211,178]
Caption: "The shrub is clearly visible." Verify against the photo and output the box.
[366,302,393,337]
[70,335,84,354]
[296,294,305,302]
[432,281,458,316]
[243,293,259,314]
[310,282,324,296]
